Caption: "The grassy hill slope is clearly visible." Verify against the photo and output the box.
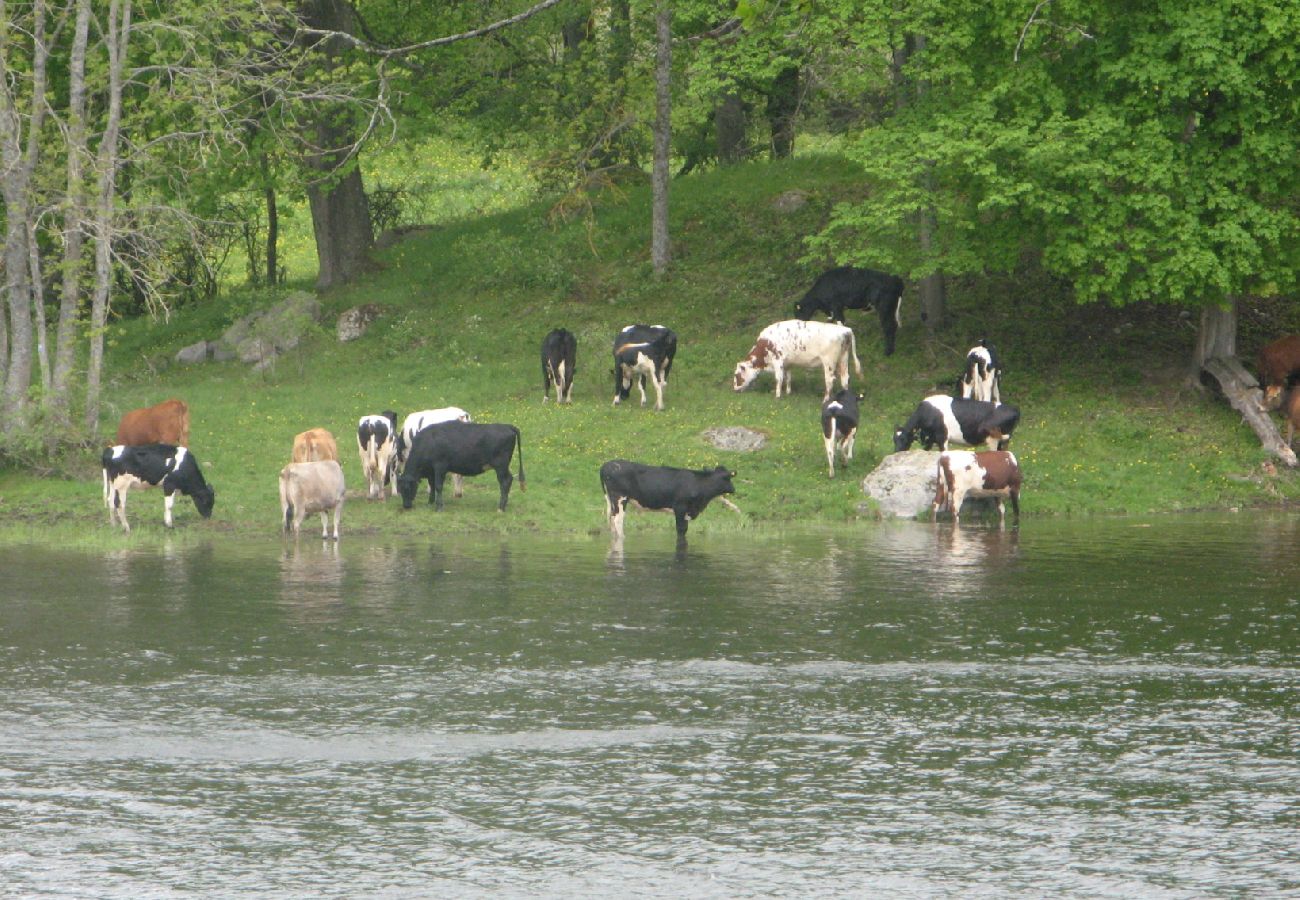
[4,154,1299,544]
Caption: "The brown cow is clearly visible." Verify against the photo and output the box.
[932,450,1022,526]
[116,399,190,447]
[1257,335,1300,408]
[292,428,338,463]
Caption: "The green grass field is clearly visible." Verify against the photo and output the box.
[3,153,1299,545]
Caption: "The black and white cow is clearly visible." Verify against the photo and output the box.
[793,265,906,355]
[612,324,677,411]
[820,388,862,478]
[101,443,216,532]
[959,340,1001,403]
[396,421,525,512]
[356,411,398,500]
[541,328,578,403]
[893,395,1020,452]
[395,407,472,469]
[599,459,736,542]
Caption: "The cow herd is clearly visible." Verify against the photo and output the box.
[98,266,1043,540]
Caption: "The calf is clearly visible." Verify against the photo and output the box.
[541,328,578,403]
[280,459,346,539]
[613,325,676,411]
[1257,334,1300,408]
[820,389,862,478]
[396,421,525,512]
[793,265,906,355]
[115,398,190,447]
[733,319,861,400]
[933,450,1022,525]
[894,395,1020,452]
[101,443,215,532]
[291,427,338,463]
[959,340,1001,403]
[356,411,399,500]
[599,459,736,542]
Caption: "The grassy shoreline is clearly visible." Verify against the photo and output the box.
[3,155,1299,545]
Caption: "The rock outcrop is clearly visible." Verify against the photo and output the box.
[861,450,939,519]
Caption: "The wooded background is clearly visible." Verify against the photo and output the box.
[1,0,1297,444]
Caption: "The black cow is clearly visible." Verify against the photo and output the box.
[599,459,736,542]
[101,443,216,532]
[893,395,1021,453]
[820,389,862,478]
[612,324,677,409]
[541,328,578,403]
[396,421,525,512]
[793,265,906,356]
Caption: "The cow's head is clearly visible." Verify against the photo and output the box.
[396,472,418,509]
[893,426,916,452]
[191,484,215,519]
[711,466,737,496]
[732,359,761,391]
[1264,384,1285,409]
[792,298,814,321]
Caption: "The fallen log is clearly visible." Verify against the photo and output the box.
[1202,355,1298,467]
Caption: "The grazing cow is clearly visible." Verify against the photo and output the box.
[932,450,1022,526]
[612,325,676,411]
[1257,334,1300,408]
[395,407,472,498]
[357,411,399,500]
[280,459,346,539]
[115,398,190,447]
[894,395,1021,452]
[291,427,338,463]
[542,328,578,403]
[733,319,862,400]
[792,266,906,355]
[101,443,215,532]
[959,340,1001,403]
[599,459,737,542]
[396,421,525,512]
[820,389,862,478]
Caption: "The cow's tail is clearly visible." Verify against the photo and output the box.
[848,328,862,376]
[279,469,293,532]
[514,426,526,492]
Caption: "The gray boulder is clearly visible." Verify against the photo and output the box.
[218,291,322,365]
[175,340,211,365]
[337,303,383,342]
[702,426,767,452]
[772,189,809,213]
[861,450,939,519]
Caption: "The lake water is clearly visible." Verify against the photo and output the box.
[1,515,1297,897]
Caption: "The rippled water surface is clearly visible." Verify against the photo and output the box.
[2,515,1297,897]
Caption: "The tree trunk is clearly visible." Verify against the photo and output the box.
[892,34,946,328]
[1191,298,1238,373]
[767,64,799,159]
[715,93,746,165]
[651,3,672,276]
[84,0,131,434]
[266,184,279,286]
[27,217,50,394]
[299,0,374,290]
[50,0,93,418]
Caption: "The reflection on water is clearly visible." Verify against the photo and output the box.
[1,514,1298,897]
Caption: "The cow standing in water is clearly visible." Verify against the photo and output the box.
[599,459,736,543]
[280,459,347,539]
[932,450,1022,526]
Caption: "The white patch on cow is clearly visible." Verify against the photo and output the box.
[110,444,126,459]
[173,447,188,469]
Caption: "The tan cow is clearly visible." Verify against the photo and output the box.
[116,398,190,446]
[279,459,346,539]
[291,428,338,463]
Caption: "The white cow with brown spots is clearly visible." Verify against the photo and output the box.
[932,450,1022,526]
[280,459,346,539]
[733,319,861,399]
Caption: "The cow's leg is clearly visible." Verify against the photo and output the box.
[543,361,553,402]
[773,363,784,398]
[608,494,626,538]
[652,373,665,411]
[843,426,857,464]
[164,491,176,528]
[432,467,448,511]
[319,511,330,539]
[823,363,836,400]
[1009,489,1020,522]
[452,473,465,499]
[496,466,514,511]
[674,508,690,540]
[637,373,648,407]
[825,420,837,478]
[951,488,964,526]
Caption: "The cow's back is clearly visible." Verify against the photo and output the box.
[116,399,189,446]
